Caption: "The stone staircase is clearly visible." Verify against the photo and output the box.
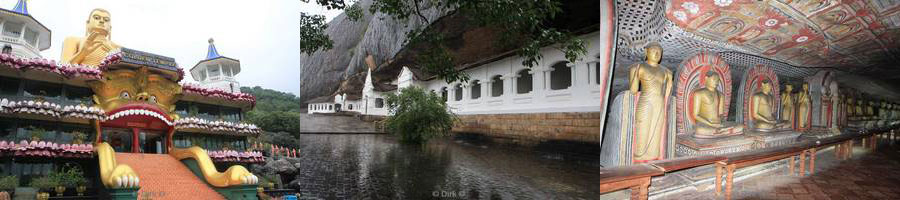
[115,153,225,200]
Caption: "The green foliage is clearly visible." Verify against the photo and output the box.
[240,86,304,133]
[29,176,57,190]
[298,0,587,83]
[345,3,365,21]
[50,164,86,187]
[300,13,334,55]
[0,176,17,191]
[383,86,456,144]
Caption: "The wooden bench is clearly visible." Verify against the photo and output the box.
[597,164,663,200]
[649,155,726,172]
[714,143,811,200]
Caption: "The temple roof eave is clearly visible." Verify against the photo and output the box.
[190,56,241,74]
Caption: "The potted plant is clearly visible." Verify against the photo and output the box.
[29,176,56,200]
[0,176,18,197]
[29,127,46,141]
[75,177,88,196]
[72,131,87,144]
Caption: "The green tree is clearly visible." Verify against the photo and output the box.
[240,86,303,133]
[298,0,586,84]
[383,86,456,144]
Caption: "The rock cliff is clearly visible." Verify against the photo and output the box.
[298,0,445,104]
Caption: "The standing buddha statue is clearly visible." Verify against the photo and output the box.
[628,42,673,162]
[780,85,795,124]
[796,83,811,130]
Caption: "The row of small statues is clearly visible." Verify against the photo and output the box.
[845,98,900,121]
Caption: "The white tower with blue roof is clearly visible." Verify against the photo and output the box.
[190,38,242,93]
[0,0,50,58]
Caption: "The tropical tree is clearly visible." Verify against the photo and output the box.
[383,86,456,144]
[299,0,586,84]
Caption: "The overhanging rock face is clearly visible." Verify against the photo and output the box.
[298,0,445,103]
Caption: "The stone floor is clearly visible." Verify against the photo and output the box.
[655,139,900,200]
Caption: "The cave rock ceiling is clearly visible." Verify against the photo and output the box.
[616,0,900,80]
[665,0,899,68]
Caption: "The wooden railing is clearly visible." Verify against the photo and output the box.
[598,126,900,200]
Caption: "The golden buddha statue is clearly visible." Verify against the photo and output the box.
[751,80,790,131]
[855,99,865,120]
[796,83,811,129]
[846,97,855,118]
[866,101,876,119]
[628,42,672,162]
[780,85,795,123]
[690,72,744,138]
[61,8,121,66]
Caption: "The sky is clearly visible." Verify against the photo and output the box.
[18,0,344,96]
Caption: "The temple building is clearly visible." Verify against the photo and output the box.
[0,6,261,199]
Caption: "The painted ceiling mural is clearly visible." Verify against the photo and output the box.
[664,0,900,69]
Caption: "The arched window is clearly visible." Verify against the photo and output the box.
[550,62,571,90]
[471,80,481,99]
[454,84,463,101]
[348,104,353,110]
[375,98,384,108]
[491,75,503,97]
[516,69,533,94]
[440,87,448,102]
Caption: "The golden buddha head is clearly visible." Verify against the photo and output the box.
[703,71,720,90]
[645,42,662,65]
[784,84,793,92]
[86,8,111,37]
[760,79,772,94]
[801,83,809,92]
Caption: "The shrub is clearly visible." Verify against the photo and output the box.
[383,86,457,144]
[29,176,57,191]
[0,176,17,191]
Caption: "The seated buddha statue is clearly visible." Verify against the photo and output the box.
[751,80,790,131]
[691,72,744,138]
[61,9,120,66]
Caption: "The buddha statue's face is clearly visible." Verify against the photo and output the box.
[646,46,662,65]
[761,81,771,94]
[87,10,111,35]
[802,83,809,91]
[785,85,793,92]
[705,73,719,90]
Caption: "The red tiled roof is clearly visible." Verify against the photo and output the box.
[115,153,225,200]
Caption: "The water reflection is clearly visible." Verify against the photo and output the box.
[286,134,601,199]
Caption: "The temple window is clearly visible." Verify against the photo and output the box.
[375,98,385,108]
[2,21,23,38]
[440,87,448,102]
[550,62,572,90]
[196,103,220,120]
[348,104,354,110]
[595,62,602,85]
[0,76,19,96]
[64,86,93,104]
[24,28,37,46]
[454,84,463,101]
[491,75,503,97]
[23,80,61,99]
[516,69,533,94]
[471,80,482,99]
[175,101,190,116]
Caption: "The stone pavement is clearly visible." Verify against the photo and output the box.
[655,139,900,200]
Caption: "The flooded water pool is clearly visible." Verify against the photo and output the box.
[284,134,601,199]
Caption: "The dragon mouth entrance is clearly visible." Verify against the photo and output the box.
[102,103,174,130]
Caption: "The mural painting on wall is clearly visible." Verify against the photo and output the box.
[664,0,900,68]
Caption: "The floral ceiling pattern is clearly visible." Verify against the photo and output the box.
[665,0,900,68]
